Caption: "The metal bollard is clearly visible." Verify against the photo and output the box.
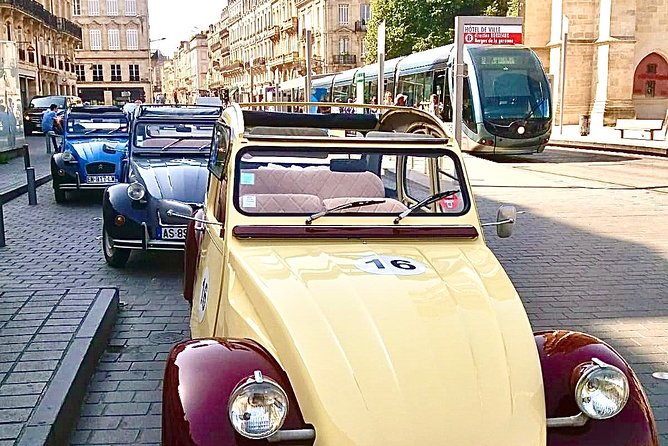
[0,202,5,248]
[45,133,52,154]
[22,144,31,169]
[26,167,37,206]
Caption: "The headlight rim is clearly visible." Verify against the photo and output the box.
[127,182,146,201]
[227,371,289,440]
[61,151,76,163]
[574,358,630,420]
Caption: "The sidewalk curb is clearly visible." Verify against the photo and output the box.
[16,288,119,446]
[0,174,52,204]
[550,139,668,157]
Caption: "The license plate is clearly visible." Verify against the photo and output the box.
[157,227,187,240]
[87,175,116,184]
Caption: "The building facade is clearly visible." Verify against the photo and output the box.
[71,0,151,105]
[162,33,209,105]
[0,0,82,106]
[215,0,370,101]
[207,7,230,98]
[525,0,668,126]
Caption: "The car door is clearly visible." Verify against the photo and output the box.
[190,123,231,338]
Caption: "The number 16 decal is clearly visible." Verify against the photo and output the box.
[355,255,426,276]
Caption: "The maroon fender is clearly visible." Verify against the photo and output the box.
[536,330,658,446]
[183,208,205,304]
[162,338,314,446]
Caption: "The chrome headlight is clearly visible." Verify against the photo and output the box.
[574,358,629,420]
[228,371,288,439]
[127,182,146,201]
[62,151,75,162]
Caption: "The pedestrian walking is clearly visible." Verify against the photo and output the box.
[395,94,407,107]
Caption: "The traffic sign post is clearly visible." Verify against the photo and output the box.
[453,16,524,150]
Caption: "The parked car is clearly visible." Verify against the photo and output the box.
[160,103,658,446]
[101,105,222,267]
[50,106,129,203]
[195,96,223,107]
[23,95,82,134]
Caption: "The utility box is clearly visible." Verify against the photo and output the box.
[579,114,591,136]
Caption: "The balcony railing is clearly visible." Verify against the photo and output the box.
[355,21,367,32]
[0,0,82,40]
[332,54,356,65]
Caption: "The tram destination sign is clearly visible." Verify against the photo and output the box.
[463,24,523,45]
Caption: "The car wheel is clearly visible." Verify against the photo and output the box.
[54,187,67,203]
[102,227,131,268]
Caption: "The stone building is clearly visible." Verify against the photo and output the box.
[215,0,370,100]
[525,0,668,126]
[207,7,230,98]
[0,0,82,106]
[161,33,209,105]
[71,0,151,105]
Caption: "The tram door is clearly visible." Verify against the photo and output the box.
[434,70,452,121]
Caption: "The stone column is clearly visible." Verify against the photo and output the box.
[591,0,637,126]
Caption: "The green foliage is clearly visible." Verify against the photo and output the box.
[364,0,520,63]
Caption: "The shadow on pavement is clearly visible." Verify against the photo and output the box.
[475,191,668,438]
[475,149,642,164]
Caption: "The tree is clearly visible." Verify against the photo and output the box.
[364,0,519,63]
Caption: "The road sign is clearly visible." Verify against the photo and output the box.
[463,24,523,45]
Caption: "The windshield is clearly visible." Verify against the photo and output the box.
[234,147,469,217]
[133,122,214,153]
[29,96,66,109]
[469,47,551,121]
[67,116,129,135]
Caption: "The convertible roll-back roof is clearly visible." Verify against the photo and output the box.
[242,110,379,131]
[69,105,125,118]
[137,105,222,119]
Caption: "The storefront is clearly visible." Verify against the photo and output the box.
[77,87,147,106]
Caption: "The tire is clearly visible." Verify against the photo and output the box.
[102,226,131,268]
[54,187,67,204]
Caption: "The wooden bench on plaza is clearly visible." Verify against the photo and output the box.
[614,109,668,140]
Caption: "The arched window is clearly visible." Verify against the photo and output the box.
[633,53,668,98]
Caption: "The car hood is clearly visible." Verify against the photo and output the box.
[226,241,546,445]
[132,157,208,203]
[66,138,128,164]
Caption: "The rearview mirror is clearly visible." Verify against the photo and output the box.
[496,205,517,238]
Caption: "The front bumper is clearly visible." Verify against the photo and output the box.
[109,221,187,251]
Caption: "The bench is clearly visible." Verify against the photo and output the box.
[614,110,668,140]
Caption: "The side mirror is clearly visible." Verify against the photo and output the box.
[496,205,517,238]
[103,144,128,155]
[160,200,195,225]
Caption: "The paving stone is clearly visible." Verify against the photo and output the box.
[88,429,140,444]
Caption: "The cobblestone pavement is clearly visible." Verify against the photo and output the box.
[0,187,187,446]
[0,288,111,445]
[0,146,666,445]
[0,137,53,193]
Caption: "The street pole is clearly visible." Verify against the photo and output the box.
[377,21,386,108]
[453,17,464,150]
[305,29,313,113]
[249,59,254,105]
[558,15,569,134]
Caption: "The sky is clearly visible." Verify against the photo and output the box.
[148,0,227,56]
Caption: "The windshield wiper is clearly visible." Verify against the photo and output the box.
[160,138,188,151]
[522,98,548,122]
[305,199,386,225]
[393,190,459,224]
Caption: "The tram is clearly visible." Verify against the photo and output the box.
[278,44,552,155]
